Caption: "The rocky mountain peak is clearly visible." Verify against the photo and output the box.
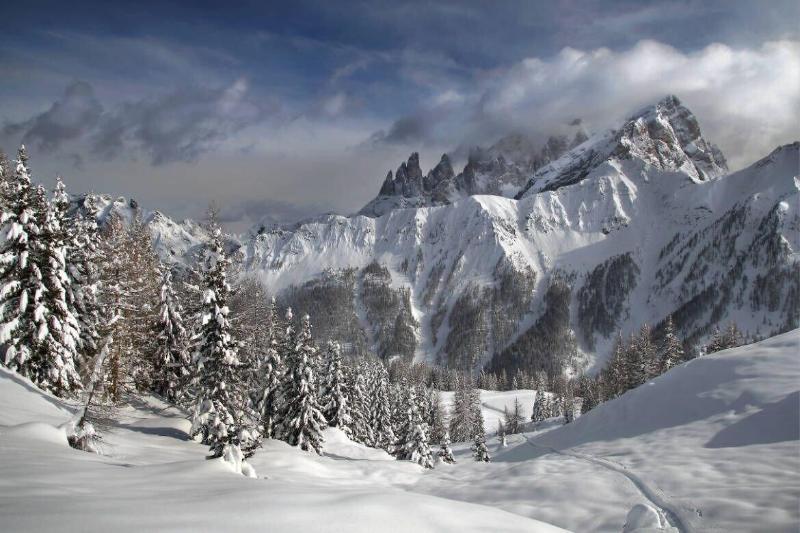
[616,94,727,181]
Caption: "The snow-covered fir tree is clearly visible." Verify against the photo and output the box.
[125,213,161,390]
[277,314,327,454]
[394,385,434,469]
[152,268,190,402]
[562,385,575,425]
[253,297,283,440]
[577,374,599,414]
[438,431,456,464]
[320,341,351,436]
[658,315,684,373]
[471,427,491,462]
[65,193,102,371]
[190,223,250,460]
[367,362,395,451]
[31,181,83,396]
[603,332,627,399]
[503,397,525,434]
[531,390,547,425]
[428,390,447,445]
[448,378,475,442]
[0,148,81,396]
[348,362,374,446]
[710,322,744,352]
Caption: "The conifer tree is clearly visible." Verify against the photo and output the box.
[395,386,434,469]
[153,268,190,402]
[66,193,102,371]
[624,329,649,390]
[190,223,249,459]
[562,384,575,425]
[253,298,283,439]
[468,386,490,461]
[320,341,351,435]
[722,322,744,350]
[277,314,327,454]
[658,315,684,374]
[577,374,598,414]
[531,390,547,425]
[0,148,81,396]
[348,362,374,446]
[125,213,161,390]
[367,362,396,450]
[503,397,525,434]
[604,332,627,399]
[428,390,447,445]
[449,379,475,442]
[438,431,456,464]
[32,181,82,396]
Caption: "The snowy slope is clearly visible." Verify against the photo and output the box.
[533,328,800,532]
[2,332,797,532]
[0,367,565,533]
[420,329,800,532]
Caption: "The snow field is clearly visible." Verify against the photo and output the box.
[1,329,798,532]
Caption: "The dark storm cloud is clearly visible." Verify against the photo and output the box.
[4,79,273,166]
[91,79,271,165]
[3,81,103,151]
[369,115,430,145]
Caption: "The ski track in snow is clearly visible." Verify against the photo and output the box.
[480,395,693,532]
[522,435,693,533]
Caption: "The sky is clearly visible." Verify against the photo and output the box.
[1,0,798,232]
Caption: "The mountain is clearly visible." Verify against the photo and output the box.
[359,125,588,217]
[89,96,799,378]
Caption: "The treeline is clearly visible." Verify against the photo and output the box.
[0,147,488,474]
[521,318,747,428]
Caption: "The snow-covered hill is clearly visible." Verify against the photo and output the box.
[0,367,565,533]
[2,328,796,532]
[424,329,800,532]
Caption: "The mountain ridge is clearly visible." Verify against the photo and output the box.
[76,97,799,378]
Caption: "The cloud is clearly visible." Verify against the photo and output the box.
[218,198,333,232]
[372,39,800,169]
[3,81,103,151]
[4,78,272,165]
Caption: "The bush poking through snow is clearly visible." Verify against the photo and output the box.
[222,444,258,479]
[66,420,101,454]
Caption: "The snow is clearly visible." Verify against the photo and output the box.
[0,367,565,532]
[2,330,798,532]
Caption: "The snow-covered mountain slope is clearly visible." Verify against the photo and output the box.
[526,328,800,532]
[1,332,796,532]
[75,193,240,267]
[420,330,800,532]
[232,98,797,374]
[90,96,797,376]
[0,367,569,533]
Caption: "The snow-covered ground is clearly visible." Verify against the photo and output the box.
[1,330,798,532]
[0,369,563,533]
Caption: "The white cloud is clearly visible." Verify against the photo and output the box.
[380,39,800,170]
[478,39,800,169]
